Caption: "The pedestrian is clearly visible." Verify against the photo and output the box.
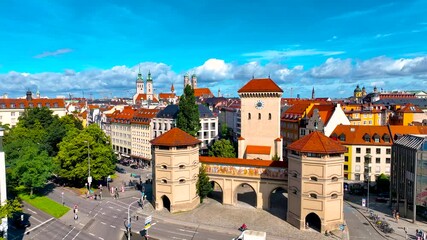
[392,209,396,219]
[74,212,78,220]
[396,212,400,223]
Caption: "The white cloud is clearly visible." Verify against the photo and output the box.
[33,48,73,58]
[243,49,345,61]
[1,55,427,99]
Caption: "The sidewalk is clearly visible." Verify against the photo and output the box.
[346,200,427,239]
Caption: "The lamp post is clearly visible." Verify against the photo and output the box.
[364,154,372,211]
[0,127,8,239]
[127,200,139,240]
[84,141,92,192]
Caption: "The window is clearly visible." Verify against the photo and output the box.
[364,134,370,142]
[355,165,360,172]
[376,148,381,154]
[37,103,42,108]
[376,158,381,164]
[331,177,338,182]
[339,134,346,141]
[10,103,15,108]
[355,174,360,181]
[161,165,168,169]
[375,166,381,173]
[383,135,390,143]
[373,134,379,142]
[20,103,24,108]
[385,167,390,173]
[310,176,318,181]
[331,194,338,199]
[309,193,317,199]
[248,113,251,120]
[179,179,186,183]
[386,148,391,154]
[258,113,261,120]
[345,156,349,162]
[356,148,361,154]
[386,158,391,164]
[356,157,361,163]
[366,148,371,154]
[269,113,271,120]
[344,165,348,171]
[161,179,167,183]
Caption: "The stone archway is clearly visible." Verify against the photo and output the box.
[161,195,171,212]
[305,212,321,232]
[208,181,223,203]
[235,183,257,208]
[269,187,288,220]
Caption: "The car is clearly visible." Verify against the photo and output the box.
[130,165,139,169]
[115,167,126,174]
[13,215,31,229]
[120,160,130,166]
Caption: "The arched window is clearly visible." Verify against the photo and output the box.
[161,179,167,183]
[331,194,338,199]
[268,113,272,120]
[331,177,338,182]
[310,176,318,181]
[258,113,261,120]
[179,179,186,183]
[179,165,185,169]
[309,193,317,199]
[161,165,168,169]
[248,113,251,120]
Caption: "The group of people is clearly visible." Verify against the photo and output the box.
[416,229,427,240]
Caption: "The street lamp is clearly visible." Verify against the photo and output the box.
[127,200,140,240]
[364,154,372,210]
[84,140,92,192]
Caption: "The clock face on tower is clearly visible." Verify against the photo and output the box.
[255,100,264,110]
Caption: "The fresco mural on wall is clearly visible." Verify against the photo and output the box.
[203,163,287,180]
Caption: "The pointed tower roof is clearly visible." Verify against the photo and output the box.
[136,65,143,82]
[238,78,283,93]
[171,83,175,93]
[287,131,346,154]
[147,70,152,81]
[151,128,201,147]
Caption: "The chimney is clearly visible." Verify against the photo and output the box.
[26,90,32,101]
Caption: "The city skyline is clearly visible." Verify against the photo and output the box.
[1,0,427,99]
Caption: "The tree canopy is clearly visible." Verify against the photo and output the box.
[54,124,116,186]
[196,165,212,203]
[375,173,390,193]
[208,139,236,158]
[177,85,200,136]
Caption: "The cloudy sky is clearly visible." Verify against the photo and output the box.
[1,0,427,99]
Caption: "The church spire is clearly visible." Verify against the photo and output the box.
[171,83,175,93]
[147,70,152,81]
[136,64,143,82]
[312,87,315,99]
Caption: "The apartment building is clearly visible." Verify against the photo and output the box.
[0,91,66,127]
[130,108,159,165]
[340,103,388,126]
[110,106,136,158]
[152,104,218,152]
[389,103,426,125]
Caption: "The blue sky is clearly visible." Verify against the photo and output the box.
[1,0,427,99]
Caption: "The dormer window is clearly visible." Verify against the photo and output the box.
[363,134,371,142]
[19,103,24,108]
[339,134,346,141]
[373,133,380,143]
[383,134,390,143]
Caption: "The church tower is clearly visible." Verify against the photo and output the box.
[237,78,283,160]
[146,70,153,101]
[311,87,315,100]
[136,66,144,95]
[184,73,190,89]
[191,74,197,89]
[286,131,346,233]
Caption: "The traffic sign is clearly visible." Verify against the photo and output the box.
[362,198,366,207]
[144,215,152,229]
[88,176,92,184]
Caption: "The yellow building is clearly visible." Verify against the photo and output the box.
[341,103,386,126]
[389,103,425,125]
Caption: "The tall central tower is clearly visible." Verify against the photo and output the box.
[146,70,153,101]
[237,78,283,160]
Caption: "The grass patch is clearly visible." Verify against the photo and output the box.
[19,194,69,218]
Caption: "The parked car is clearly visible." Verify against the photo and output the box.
[13,214,31,229]
[115,167,126,174]
[130,165,139,169]
[120,160,130,166]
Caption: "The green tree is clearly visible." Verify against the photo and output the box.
[17,107,55,129]
[376,173,390,193]
[177,85,200,136]
[208,139,236,158]
[13,145,53,196]
[54,124,116,186]
[196,165,212,203]
[0,199,22,219]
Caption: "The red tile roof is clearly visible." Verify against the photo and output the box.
[194,88,213,97]
[131,108,160,125]
[0,98,65,108]
[246,145,271,155]
[287,131,346,154]
[151,127,201,147]
[238,78,283,93]
[159,93,176,99]
[135,94,159,102]
[396,103,424,113]
[331,125,391,145]
[199,156,287,168]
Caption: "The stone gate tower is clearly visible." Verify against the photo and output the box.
[150,128,201,213]
[286,131,346,232]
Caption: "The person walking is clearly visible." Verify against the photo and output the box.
[396,212,400,223]
[392,209,396,220]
